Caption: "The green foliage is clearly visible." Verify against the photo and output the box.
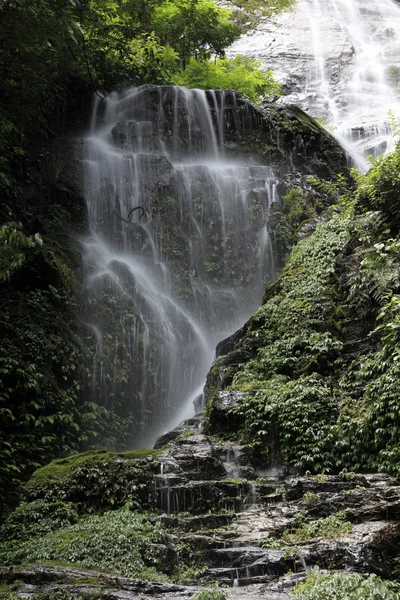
[0,507,170,582]
[0,592,19,600]
[260,536,282,549]
[227,0,295,30]
[283,511,351,543]
[0,500,78,541]
[0,263,132,515]
[206,143,400,477]
[291,571,400,600]
[355,142,400,231]
[215,213,350,468]
[174,55,280,103]
[82,0,179,87]
[172,565,208,584]
[284,188,316,223]
[0,281,84,512]
[303,491,319,505]
[228,375,338,469]
[0,223,43,282]
[152,0,239,66]
[268,186,320,263]
[192,590,228,600]
[23,449,159,511]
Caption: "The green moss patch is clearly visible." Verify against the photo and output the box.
[24,449,161,511]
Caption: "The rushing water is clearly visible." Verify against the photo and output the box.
[82,86,277,446]
[228,0,400,169]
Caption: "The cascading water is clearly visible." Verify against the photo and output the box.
[228,0,400,168]
[300,0,400,168]
[82,86,277,447]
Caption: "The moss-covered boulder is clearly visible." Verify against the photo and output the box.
[24,449,161,511]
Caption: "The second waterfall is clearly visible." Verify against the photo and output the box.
[82,86,277,447]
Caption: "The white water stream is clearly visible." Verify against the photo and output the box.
[228,0,400,169]
[82,86,277,447]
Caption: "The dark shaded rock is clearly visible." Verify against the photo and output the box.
[135,153,174,188]
[154,427,187,449]
[206,391,250,435]
[167,434,226,480]
[156,478,248,515]
[111,120,159,152]
[178,513,235,532]
[294,214,330,243]
[56,138,86,198]
[215,324,249,358]
[0,565,193,599]
[285,479,304,500]
[193,393,204,413]
[214,441,257,480]
[56,158,85,197]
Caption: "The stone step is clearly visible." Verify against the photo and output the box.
[200,518,399,586]
[207,551,293,583]
[205,546,274,568]
[155,480,248,514]
[176,513,236,531]
[179,534,236,550]
[220,573,276,586]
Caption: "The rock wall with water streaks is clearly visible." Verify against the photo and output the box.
[227,0,400,167]
[56,85,347,449]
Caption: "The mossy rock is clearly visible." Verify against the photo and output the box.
[206,391,249,436]
[24,449,161,511]
[220,93,348,180]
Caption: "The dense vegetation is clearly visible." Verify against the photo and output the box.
[291,571,400,600]
[206,144,400,479]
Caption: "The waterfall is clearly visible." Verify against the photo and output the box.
[81,86,277,447]
[228,0,400,168]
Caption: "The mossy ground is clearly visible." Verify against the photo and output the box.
[28,448,161,486]
[22,448,163,516]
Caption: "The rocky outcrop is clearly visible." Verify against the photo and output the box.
[3,416,400,598]
[58,86,348,214]
[0,565,193,600]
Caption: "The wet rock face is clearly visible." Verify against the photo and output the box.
[227,3,349,118]
[227,0,400,162]
[59,84,347,452]
[58,87,348,218]
[152,422,400,589]
[205,390,249,435]
[0,565,193,600]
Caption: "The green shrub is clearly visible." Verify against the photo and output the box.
[291,571,400,600]
[0,507,171,582]
[192,590,228,600]
[0,499,78,540]
[283,511,351,543]
[23,449,160,511]
[174,55,280,103]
